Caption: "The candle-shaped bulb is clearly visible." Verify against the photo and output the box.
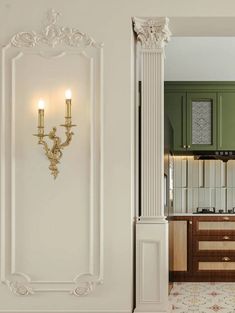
[65,89,72,100]
[38,99,45,110]
[38,99,45,130]
[65,89,72,121]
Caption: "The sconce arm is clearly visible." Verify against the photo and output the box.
[40,139,50,156]
[60,128,74,148]
[59,122,76,149]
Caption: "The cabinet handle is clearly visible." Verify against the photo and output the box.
[223,217,230,221]
[183,145,186,149]
[223,236,230,240]
[222,257,231,262]
[187,145,191,149]
[189,220,192,225]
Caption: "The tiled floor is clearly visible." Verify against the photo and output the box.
[169,282,235,312]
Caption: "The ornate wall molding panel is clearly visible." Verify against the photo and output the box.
[1,10,104,297]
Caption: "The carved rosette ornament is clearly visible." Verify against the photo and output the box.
[6,280,34,296]
[70,273,103,297]
[133,17,171,49]
[71,281,94,297]
[10,9,103,49]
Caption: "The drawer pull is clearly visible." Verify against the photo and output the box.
[223,217,230,221]
[223,236,230,240]
[222,257,231,262]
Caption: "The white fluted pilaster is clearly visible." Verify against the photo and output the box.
[141,49,165,219]
[133,17,172,313]
[134,17,171,221]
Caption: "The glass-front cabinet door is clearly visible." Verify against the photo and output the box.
[187,93,217,151]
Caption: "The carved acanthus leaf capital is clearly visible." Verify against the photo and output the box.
[133,17,171,49]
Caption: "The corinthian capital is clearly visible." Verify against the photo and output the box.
[133,17,171,49]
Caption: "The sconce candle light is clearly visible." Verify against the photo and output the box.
[38,99,45,130]
[65,89,72,114]
[34,90,76,179]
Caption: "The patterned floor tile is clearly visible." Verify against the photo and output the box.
[169,283,235,313]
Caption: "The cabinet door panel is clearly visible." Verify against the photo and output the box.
[165,92,186,151]
[218,92,235,150]
[170,221,188,271]
[187,93,217,150]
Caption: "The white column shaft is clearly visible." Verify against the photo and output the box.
[141,49,164,219]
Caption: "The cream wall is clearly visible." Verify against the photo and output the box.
[1,0,235,313]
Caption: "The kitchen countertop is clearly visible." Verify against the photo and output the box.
[170,213,235,216]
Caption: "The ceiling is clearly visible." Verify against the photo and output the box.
[169,17,235,36]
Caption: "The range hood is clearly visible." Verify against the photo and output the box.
[194,151,235,162]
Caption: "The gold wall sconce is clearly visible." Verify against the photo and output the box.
[34,90,76,179]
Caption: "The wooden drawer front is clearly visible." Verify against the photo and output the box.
[193,235,235,256]
[199,262,235,271]
[193,256,235,274]
[193,217,235,235]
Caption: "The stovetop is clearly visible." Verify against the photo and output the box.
[194,207,235,214]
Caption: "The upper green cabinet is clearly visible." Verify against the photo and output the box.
[217,92,235,150]
[165,82,235,152]
[165,92,186,151]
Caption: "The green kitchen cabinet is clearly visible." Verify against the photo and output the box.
[217,92,235,150]
[186,92,217,151]
[165,91,217,151]
[165,92,187,151]
[164,82,235,152]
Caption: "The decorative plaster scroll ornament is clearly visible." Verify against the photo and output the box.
[7,281,34,296]
[133,17,171,49]
[5,273,34,296]
[71,282,94,297]
[11,9,103,48]
[70,273,103,297]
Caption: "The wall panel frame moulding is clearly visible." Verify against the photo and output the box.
[0,9,104,297]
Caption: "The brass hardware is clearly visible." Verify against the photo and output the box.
[223,236,230,240]
[189,221,193,225]
[223,217,230,221]
[222,257,231,262]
